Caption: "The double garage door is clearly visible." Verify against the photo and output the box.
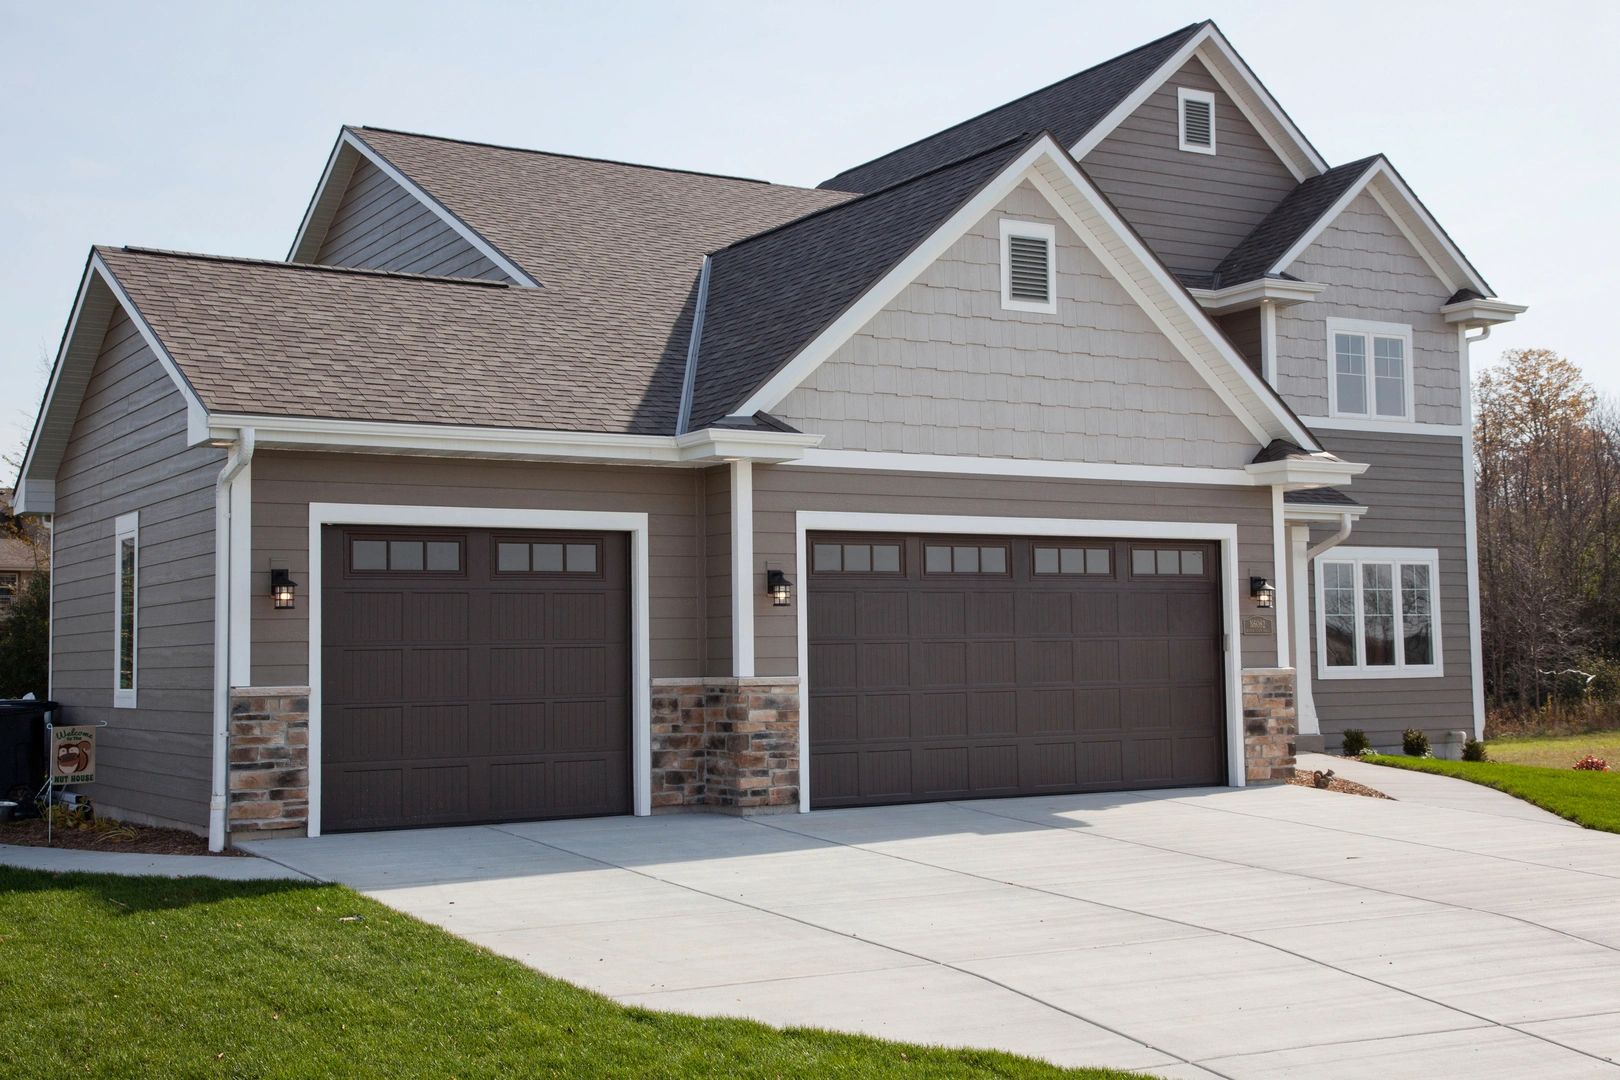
[808,533,1226,808]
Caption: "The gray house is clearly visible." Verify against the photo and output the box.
[14,22,1523,848]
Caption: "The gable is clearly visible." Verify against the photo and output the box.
[771,181,1261,468]
[1274,192,1462,424]
[1082,56,1297,279]
[314,157,509,281]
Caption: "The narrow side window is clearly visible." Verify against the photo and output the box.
[114,511,139,708]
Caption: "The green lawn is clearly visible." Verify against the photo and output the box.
[1487,729,1620,769]
[1365,755,1620,833]
[0,868,1140,1080]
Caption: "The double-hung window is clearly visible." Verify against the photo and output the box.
[1316,547,1441,679]
[114,512,139,708]
[1327,318,1412,420]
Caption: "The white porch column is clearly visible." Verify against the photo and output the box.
[730,460,755,677]
[1290,523,1319,736]
[1271,486,1289,669]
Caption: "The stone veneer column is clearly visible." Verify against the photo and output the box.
[649,677,800,812]
[1241,668,1297,783]
[227,686,311,833]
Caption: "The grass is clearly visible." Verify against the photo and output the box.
[1365,755,1620,834]
[0,868,1140,1080]
[1486,728,1620,769]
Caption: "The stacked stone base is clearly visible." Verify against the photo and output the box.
[227,687,311,833]
[1241,668,1298,783]
[651,678,799,812]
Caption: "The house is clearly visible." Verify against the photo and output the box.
[0,489,45,621]
[12,21,1524,848]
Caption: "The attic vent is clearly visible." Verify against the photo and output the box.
[1178,88,1216,154]
[1000,220,1056,312]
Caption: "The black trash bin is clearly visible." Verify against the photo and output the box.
[0,699,59,813]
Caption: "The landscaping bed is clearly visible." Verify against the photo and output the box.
[0,867,1139,1079]
[1285,769,1391,800]
[1364,755,1620,834]
[0,814,244,856]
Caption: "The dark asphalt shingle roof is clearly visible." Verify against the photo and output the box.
[1209,157,1378,287]
[818,23,1205,194]
[687,134,1038,430]
[1284,487,1361,507]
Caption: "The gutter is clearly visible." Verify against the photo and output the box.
[1307,511,1355,561]
[209,428,254,852]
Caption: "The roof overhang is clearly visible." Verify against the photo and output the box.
[1246,453,1370,491]
[1190,277,1326,314]
[1284,501,1370,525]
[1442,297,1528,330]
[1070,23,1328,182]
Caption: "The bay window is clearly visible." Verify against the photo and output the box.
[1316,547,1441,678]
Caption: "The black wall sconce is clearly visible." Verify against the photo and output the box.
[270,568,298,610]
[1249,576,1275,609]
[766,568,794,607]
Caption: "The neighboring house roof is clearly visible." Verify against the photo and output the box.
[1209,157,1378,288]
[0,536,42,573]
[819,23,1206,194]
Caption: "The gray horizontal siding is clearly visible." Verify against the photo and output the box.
[248,452,707,685]
[313,158,509,281]
[1307,431,1474,741]
[51,310,223,832]
[1278,193,1461,425]
[750,464,1280,675]
[1081,57,1297,277]
[773,182,1259,469]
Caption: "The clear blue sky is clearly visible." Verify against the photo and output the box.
[3,0,1612,466]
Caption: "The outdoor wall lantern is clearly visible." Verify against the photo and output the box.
[270,568,298,610]
[767,569,794,607]
[1249,576,1275,609]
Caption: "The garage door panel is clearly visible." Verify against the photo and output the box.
[810,532,1223,808]
[322,526,630,831]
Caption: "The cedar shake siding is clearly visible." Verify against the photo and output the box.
[247,452,710,685]
[313,157,509,281]
[1276,193,1462,425]
[772,183,1259,468]
[1080,57,1297,279]
[748,464,1280,675]
[51,311,224,831]
[1307,430,1474,740]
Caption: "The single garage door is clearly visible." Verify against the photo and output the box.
[808,534,1224,808]
[321,526,630,831]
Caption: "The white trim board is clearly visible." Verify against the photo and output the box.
[303,503,653,836]
[730,461,755,677]
[792,511,1250,810]
[1298,416,1465,438]
[787,449,1255,486]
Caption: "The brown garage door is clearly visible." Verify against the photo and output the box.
[808,534,1224,808]
[321,526,630,831]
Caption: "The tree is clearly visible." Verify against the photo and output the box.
[0,572,49,699]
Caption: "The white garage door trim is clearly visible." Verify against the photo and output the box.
[794,512,1245,812]
[306,503,652,836]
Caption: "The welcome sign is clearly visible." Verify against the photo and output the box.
[51,726,96,785]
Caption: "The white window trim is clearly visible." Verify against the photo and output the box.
[1326,317,1415,422]
[113,511,139,708]
[1177,87,1217,155]
[1315,546,1443,680]
[999,218,1057,314]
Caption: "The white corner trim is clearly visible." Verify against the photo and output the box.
[1459,327,1486,738]
[1324,317,1416,423]
[786,449,1255,486]
[1314,545,1444,681]
[999,218,1058,313]
[792,510,1249,809]
[112,511,140,710]
[304,503,653,836]
[1289,524,1319,735]
[1271,486,1289,669]
[731,461,755,677]
[227,461,253,686]
[1260,300,1278,385]
[1177,87,1217,155]
[1296,416,1465,438]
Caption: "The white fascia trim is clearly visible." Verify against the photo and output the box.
[299,129,538,288]
[787,449,1255,486]
[1244,455,1370,489]
[1177,87,1217,155]
[1189,278,1326,314]
[793,511,1249,808]
[1298,416,1465,438]
[1283,502,1370,525]
[731,461,755,677]
[93,255,213,445]
[286,131,353,263]
[1442,297,1528,328]
[305,503,653,836]
[207,414,819,465]
[1314,545,1445,681]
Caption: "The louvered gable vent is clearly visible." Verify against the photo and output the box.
[1183,99,1212,145]
[1007,234,1050,303]
[1179,88,1215,152]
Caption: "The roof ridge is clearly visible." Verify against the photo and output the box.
[819,21,1207,190]
[353,125,822,191]
[715,131,1043,256]
[103,246,513,288]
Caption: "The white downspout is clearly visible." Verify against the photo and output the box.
[1294,511,1355,744]
[1308,511,1354,562]
[209,428,255,852]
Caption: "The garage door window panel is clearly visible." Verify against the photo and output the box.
[813,541,903,574]
[350,536,464,575]
[495,538,602,576]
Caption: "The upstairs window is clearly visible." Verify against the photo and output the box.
[1178,88,1216,154]
[1316,547,1441,679]
[1328,318,1412,421]
[1000,219,1056,313]
[114,512,138,709]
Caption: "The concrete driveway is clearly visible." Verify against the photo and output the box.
[241,754,1620,1078]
